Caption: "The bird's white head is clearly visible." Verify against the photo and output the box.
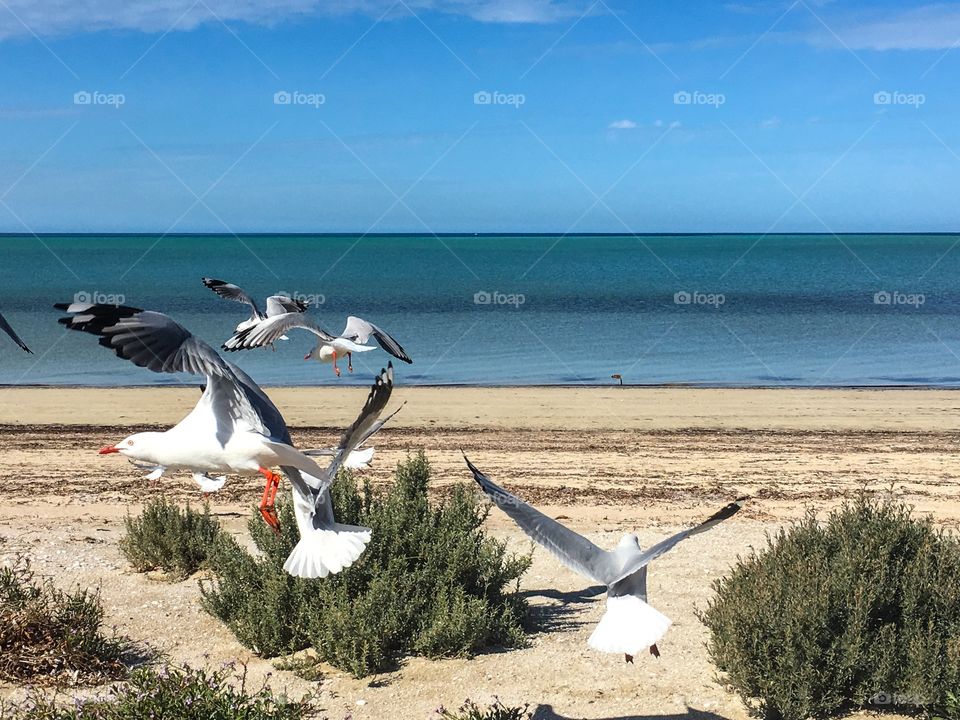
[618,533,641,550]
[305,344,335,363]
[99,432,163,462]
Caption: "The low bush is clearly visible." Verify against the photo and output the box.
[0,556,129,685]
[437,699,531,720]
[202,452,531,677]
[119,498,221,580]
[701,493,960,720]
[8,663,317,719]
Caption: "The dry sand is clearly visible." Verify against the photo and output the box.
[1,385,958,719]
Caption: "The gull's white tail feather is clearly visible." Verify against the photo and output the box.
[588,595,672,656]
[343,447,375,470]
[193,473,226,493]
[283,523,372,579]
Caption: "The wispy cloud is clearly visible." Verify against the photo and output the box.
[607,119,637,130]
[804,3,960,51]
[0,0,590,39]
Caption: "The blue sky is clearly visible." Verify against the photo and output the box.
[0,0,958,233]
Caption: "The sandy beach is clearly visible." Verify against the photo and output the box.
[1,385,957,719]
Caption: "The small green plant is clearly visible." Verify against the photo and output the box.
[701,493,960,720]
[0,556,129,685]
[202,452,531,677]
[436,699,531,720]
[7,663,317,719]
[120,498,221,580]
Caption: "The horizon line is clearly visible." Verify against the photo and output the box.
[2,231,959,238]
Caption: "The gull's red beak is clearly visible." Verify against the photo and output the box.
[304,353,310,360]
[98,445,120,455]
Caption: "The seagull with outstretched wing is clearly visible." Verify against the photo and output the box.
[202,277,308,343]
[0,311,31,353]
[223,312,411,376]
[463,454,746,662]
[56,301,396,579]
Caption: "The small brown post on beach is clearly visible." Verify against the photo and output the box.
[611,373,623,386]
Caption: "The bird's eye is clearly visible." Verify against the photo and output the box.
[127,440,135,446]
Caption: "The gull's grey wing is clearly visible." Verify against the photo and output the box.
[463,455,616,585]
[354,399,405,448]
[265,295,309,317]
[607,498,747,586]
[0,311,31,353]
[202,277,263,320]
[306,364,394,507]
[222,312,335,351]
[342,316,412,364]
[227,361,291,444]
[56,303,233,378]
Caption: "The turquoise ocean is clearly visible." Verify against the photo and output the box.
[1,233,959,387]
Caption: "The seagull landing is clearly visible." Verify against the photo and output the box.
[462,453,746,662]
[202,277,308,345]
[222,313,412,376]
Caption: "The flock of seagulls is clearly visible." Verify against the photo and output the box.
[0,281,743,661]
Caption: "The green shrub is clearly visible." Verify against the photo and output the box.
[437,698,531,720]
[701,493,960,720]
[0,556,129,685]
[201,452,530,677]
[8,663,317,719]
[120,498,221,580]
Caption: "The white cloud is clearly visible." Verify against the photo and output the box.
[0,0,590,39]
[760,116,781,129]
[608,119,638,130]
[805,3,960,50]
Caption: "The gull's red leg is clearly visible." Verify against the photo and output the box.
[332,350,341,377]
[347,352,353,373]
[257,466,282,535]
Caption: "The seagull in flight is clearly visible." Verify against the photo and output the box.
[202,277,309,342]
[0,311,31,353]
[56,301,397,578]
[463,454,745,662]
[223,313,412,377]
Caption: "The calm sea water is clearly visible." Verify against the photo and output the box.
[2,233,960,387]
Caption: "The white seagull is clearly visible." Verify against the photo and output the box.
[0,311,31,353]
[223,313,412,377]
[463,454,745,662]
[130,400,406,490]
[56,301,397,579]
[202,277,309,340]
